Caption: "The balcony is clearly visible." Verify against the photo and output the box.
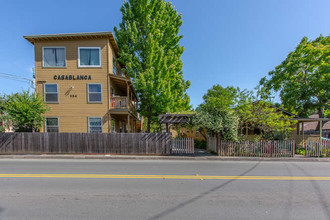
[110,96,137,116]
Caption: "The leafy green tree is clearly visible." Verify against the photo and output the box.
[194,84,295,143]
[3,90,49,132]
[114,0,191,132]
[259,35,330,128]
[193,85,239,142]
[236,100,296,140]
[0,95,6,132]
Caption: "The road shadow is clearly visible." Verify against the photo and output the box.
[148,161,261,220]
[291,163,330,219]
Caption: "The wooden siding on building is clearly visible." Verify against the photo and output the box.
[34,39,111,133]
[30,35,137,133]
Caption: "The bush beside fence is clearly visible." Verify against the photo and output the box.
[0,133,172,155]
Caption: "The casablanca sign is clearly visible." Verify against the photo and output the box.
[53,75,92,80]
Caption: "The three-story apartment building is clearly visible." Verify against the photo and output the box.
[24,32,139,133]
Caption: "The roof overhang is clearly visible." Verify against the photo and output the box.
[24,31,119,56]
[292,118,330,122]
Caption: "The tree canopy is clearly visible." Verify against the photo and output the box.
[114,0,191,132]
[194,84,295,141]
[194,85,239,141]
[3,90,49,132]
[259,35,330,119]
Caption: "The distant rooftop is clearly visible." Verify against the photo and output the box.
[24,31,119,54]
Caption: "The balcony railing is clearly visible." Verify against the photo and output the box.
[110,96,137,116]
[111,96,127,109]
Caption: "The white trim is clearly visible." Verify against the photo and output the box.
[45,117,59,133]
[78,47,102,68]
[88,117,103,133]
[42,46,66,68]
[87,83,102,103]
[44,83,59,103]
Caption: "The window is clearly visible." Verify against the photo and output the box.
[110,86,115,96]
[44,84,58,103]
[78,47,101,67]
[113,56,116,74]
[88,117,102,133]
[43,47,66,67]
[88,84,102,103]
[45,117,59,132]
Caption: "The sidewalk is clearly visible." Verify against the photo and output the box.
[1,154,330,162]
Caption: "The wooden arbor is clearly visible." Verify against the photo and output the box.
[158,113,195,133]
[294,118,330,144]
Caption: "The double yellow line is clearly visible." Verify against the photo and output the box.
[0,174,330,181]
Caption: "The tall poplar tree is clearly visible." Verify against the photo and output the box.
[114,0,191,132]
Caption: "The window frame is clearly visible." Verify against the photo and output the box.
[78,47,102,68]
[45,117,59,133]
[44,83,59,103]
[42,46,66,68]
[88,117,103,133]
[87,83,102,103]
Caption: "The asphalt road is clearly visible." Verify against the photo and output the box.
[0,159,330,220]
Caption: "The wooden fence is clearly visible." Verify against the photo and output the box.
[0,133,172,155]
[305,140,330,157]
[171,138,195,155]
[218,140,295,157]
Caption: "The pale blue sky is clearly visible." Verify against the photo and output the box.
[0,0,329,107]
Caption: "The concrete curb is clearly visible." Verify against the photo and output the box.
[1,154,330,162]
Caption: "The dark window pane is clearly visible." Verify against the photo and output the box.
[89,118,102,126]
[44,48,65,67]
[89,93,102,102]
[89,84,101,93]
[80,49,100,66]
[45,84,57,93]
[46,118,58,126]
[45,94,58,102]
[89,127,102,133]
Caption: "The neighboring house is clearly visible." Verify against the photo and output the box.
[243,106,329,145]
[241,105,299,138]
[302,114,330,136]
[24,32,139,133]
[291,114,330,146]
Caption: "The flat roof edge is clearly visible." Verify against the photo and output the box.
[23,31,113,39]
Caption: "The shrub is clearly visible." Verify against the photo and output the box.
[195,140,206,149]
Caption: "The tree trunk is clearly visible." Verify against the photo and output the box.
[316,107,325,131]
